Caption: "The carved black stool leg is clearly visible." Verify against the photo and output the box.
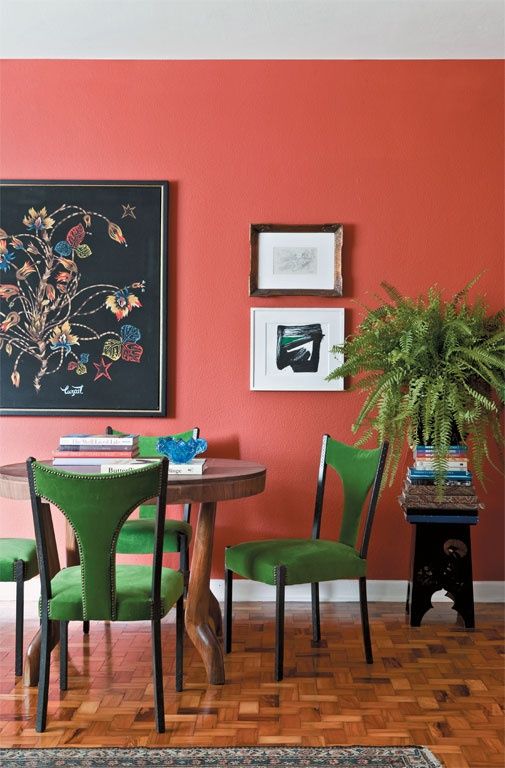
[409,521,476,628]
[445,532,475,628]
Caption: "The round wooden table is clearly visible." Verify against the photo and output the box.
[0,458,266,686]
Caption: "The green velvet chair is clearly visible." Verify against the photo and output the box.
[80,427,199,636]
[224,435,388,681]
[0,538,39,676]
[109,427,198,586]
[26,457,184,733]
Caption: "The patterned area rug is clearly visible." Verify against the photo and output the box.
[0,746,443,767]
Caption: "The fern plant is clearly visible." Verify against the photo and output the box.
[327,276,505,491]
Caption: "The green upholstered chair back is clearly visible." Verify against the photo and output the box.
[27,459,168,621]
[137,431,195,459]
[107,427,198,521]
[313,436,388,552]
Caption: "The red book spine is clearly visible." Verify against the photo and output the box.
[53,450,139,459]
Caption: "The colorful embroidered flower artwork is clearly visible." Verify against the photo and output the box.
[0,182,168,415]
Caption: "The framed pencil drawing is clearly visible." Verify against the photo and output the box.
[0,180,168,416]
[249,223,343,296]
[250,307,345,391]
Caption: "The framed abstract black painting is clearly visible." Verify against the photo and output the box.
[0,180,168,416]
[250,307,345,391]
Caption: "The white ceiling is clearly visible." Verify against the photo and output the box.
[0,0,503,60]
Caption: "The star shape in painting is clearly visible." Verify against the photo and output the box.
[93,357,113,382]
[121,203,136,219]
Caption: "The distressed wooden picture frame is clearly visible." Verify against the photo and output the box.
[249,223,343,296]
[0,180,168,416]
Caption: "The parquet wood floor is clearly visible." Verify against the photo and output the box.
[0,602,503,767]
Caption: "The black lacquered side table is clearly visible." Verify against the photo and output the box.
[399,481,481,628]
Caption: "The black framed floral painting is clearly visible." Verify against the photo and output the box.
[0,180,168,416]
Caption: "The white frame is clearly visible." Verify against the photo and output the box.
[250,308,345,391]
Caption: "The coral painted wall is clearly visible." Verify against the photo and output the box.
[0,60,503,580]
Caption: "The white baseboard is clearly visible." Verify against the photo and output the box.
[209,579,504,603]
[0,578,503,621]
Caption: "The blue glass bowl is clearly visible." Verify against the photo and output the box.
[156,436,208,464]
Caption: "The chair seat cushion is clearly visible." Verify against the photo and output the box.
[47,564,184,621]
[225,538,366,586]
[0,538,39,582]
[116,518,192,554]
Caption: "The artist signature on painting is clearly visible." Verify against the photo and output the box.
[60,385,84,397]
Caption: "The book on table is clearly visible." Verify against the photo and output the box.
[52,457,207,473]
[98,459,207,475]
[53,449,139,459]
[54,433,140,465]
[168,458,206,475]
[100,459,159,473]
[59,433,138,447]
[55,444,138,453]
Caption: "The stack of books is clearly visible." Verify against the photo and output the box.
[53,433,140,471]
[52,434,208,475]
[407,445,472,486]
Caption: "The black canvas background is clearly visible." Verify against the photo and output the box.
[0,182,167,415]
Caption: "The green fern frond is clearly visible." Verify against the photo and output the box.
[451,271,485,306]
[462,383,498,411]
[380,281,404,305]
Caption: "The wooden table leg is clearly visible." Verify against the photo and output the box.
[24,502,60,687]
[65,519,80,567]
[184,501,225,684]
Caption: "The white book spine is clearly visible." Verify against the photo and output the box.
[414,460,468,470]
[59,436,137,446]
[100,461,157,473]
[168,467,204,475]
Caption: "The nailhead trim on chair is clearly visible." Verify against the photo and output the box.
[12,559,25,580]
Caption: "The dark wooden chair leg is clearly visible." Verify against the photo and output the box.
[151,616,165,733]
[36,613,51,732]
[179,533,190,597]
[60,621,68,691]
[359,576,373,664]
[14,560,25,677]
[82,621,90,634]
[175,594,184,692]
[275,565,287,682]
[224,555,233,654]
[311,581,321,645]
